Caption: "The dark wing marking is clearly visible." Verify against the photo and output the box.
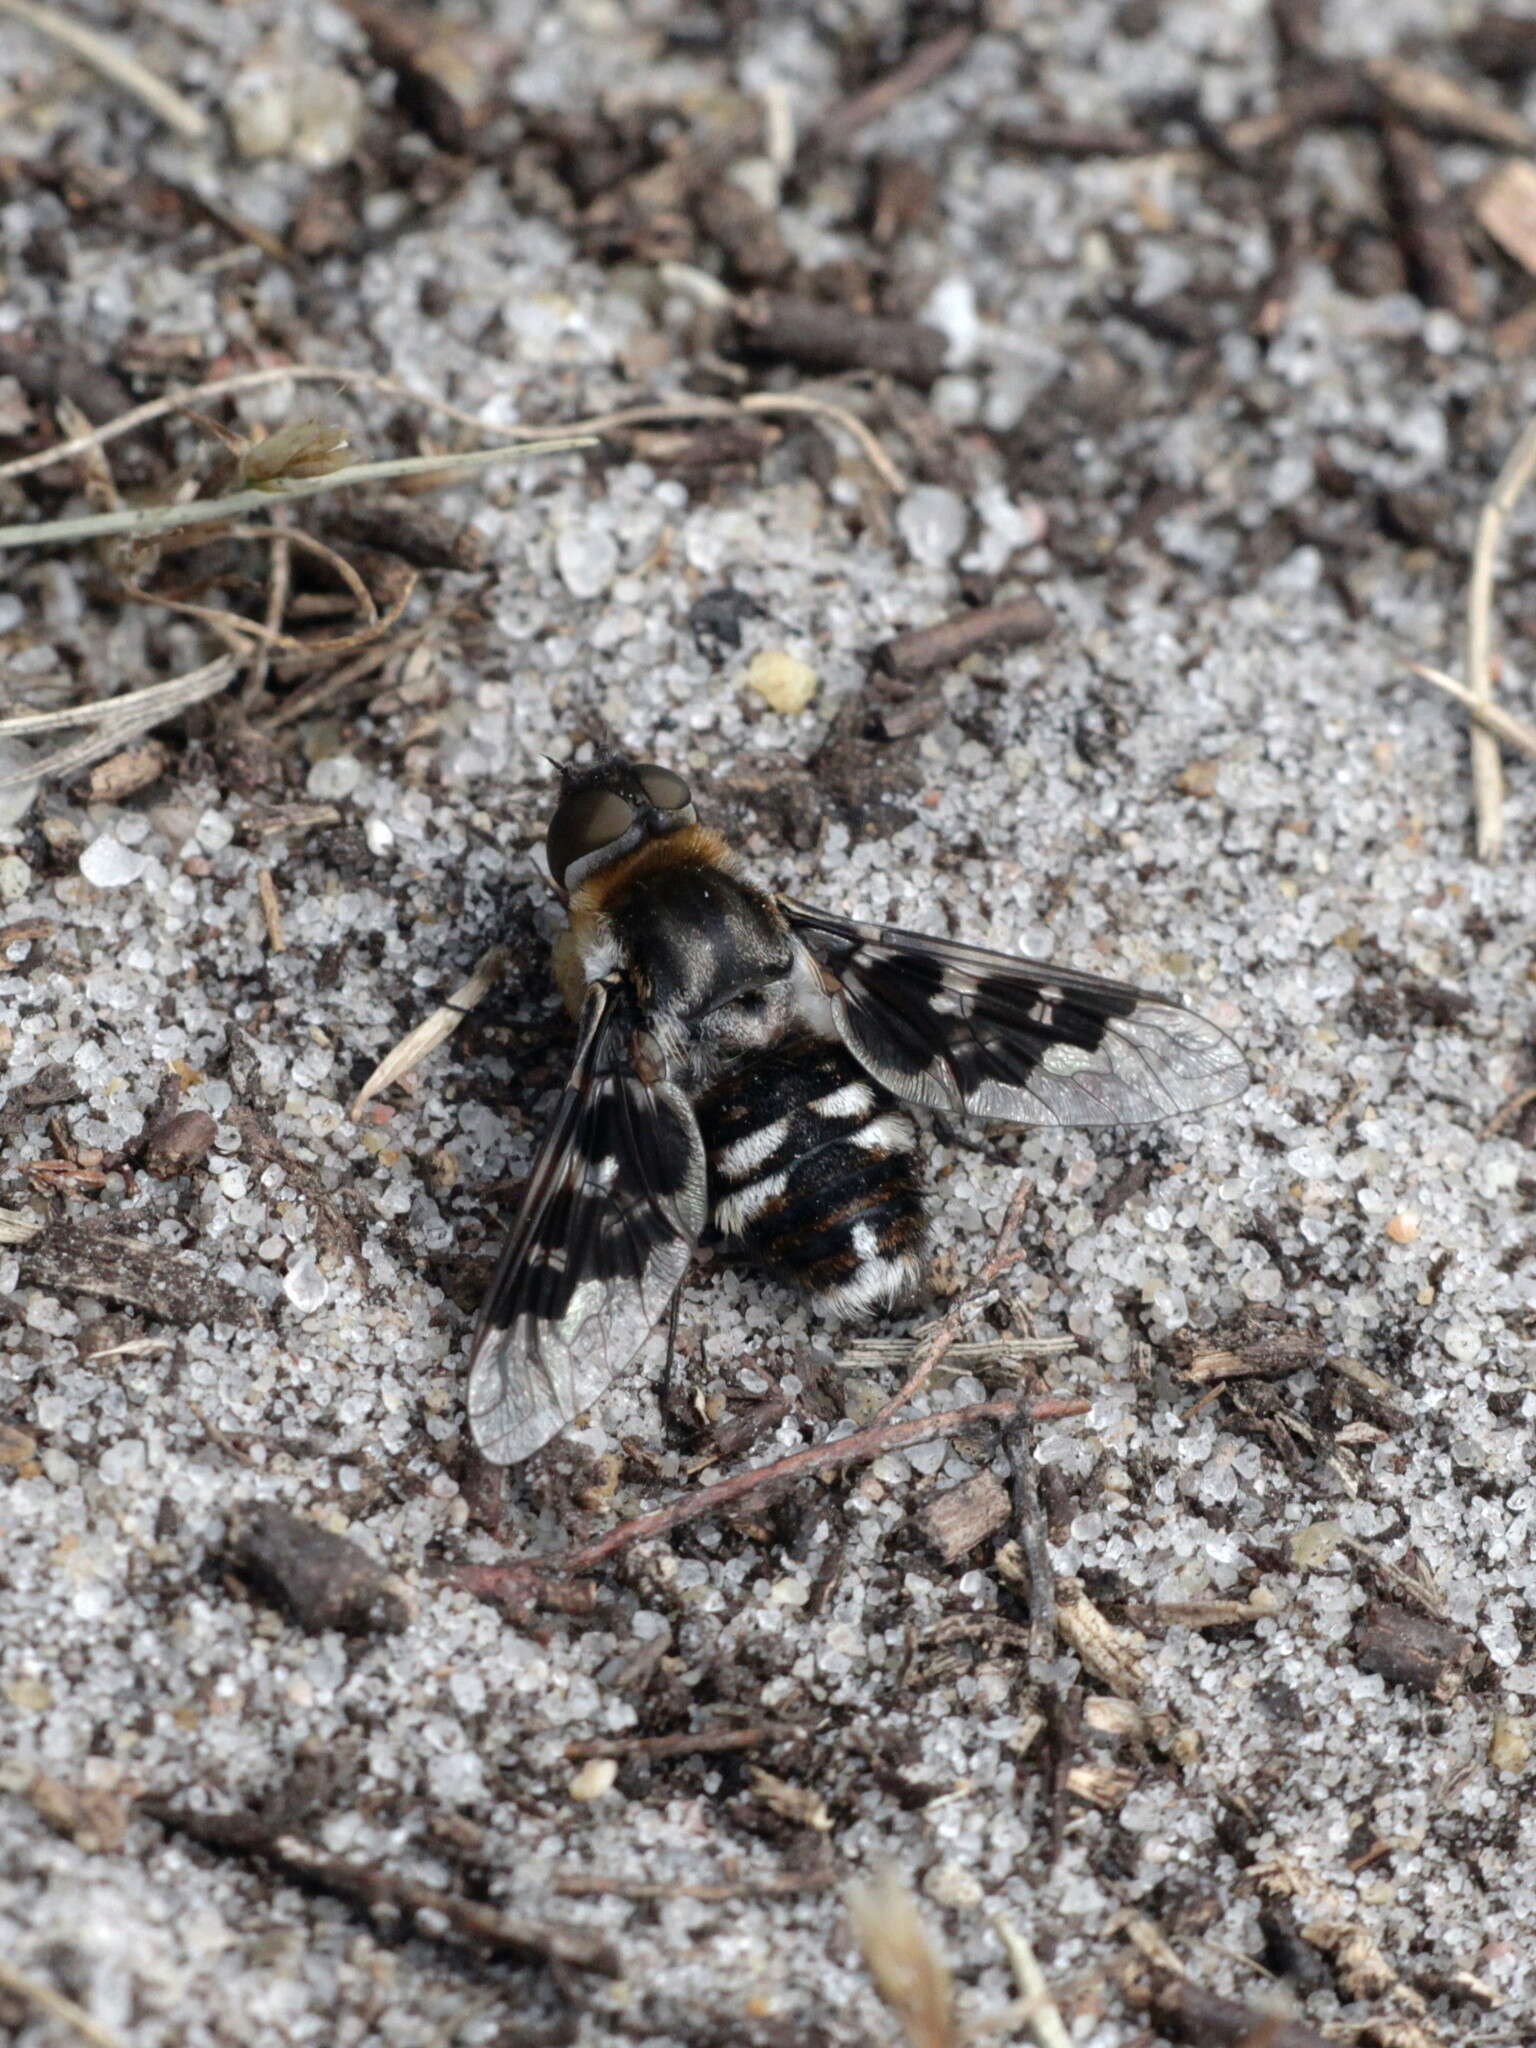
[465,977,707,1464]
[781,898,1248,1129]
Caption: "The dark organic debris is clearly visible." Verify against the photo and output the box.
[690,585,769,660]
[139,1799,620,1976]
[1353,1601,1471,1700]
[141,1107,219,1179]
[327,497,488,573]
[564,1723,801,1765]
[1147,1974,1334,2048]
[0,1062,82,1136]
[734,294,948,386]
[16,1222,256,1328]
[874,596,1053,681]
[1380,117,1480,323]
[224,1502,415,1636]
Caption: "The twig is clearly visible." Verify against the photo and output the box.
[0,655,238,792]
[1410,661,1536,760]
[815,25,973,151]
[868,1174,1035,1425]
[257,869,285,952]
[138,1800,620,1976]
[1483,1083,1536,1138]
[1464,416,1536,858]
[836,1334,1075,1387]
[564,1724,801,1763]
[0,368,903,495]
[1003,1415,1057,1667]
[0,0,208,140]
[0,438,592,551]
[1379,115,1480,324]
[551,1870,834,1901]
[993,1917,1074,2048]
[349,943,510,1117]
[452,1394,1089,1607]
[0,1956,131,2048]
[241,519,290,705]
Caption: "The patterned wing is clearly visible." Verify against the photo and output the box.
[781,899,1247,1129]
[465,976,707,1464]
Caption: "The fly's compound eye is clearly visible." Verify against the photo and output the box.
[635,764,691,811]
[546,788,636,887]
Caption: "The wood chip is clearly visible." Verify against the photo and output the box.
[914,1469,1011,1563]
[84,740,168,803]
[16,1221,257,1327]
[1353,1601,1471,1700]
[1369,55,1536,150]
[1064,1762,1137,1809]
[1051,1577,1147,1697]
[257,866,285,952]
[746,1768,831,1831]
[1475,156,1536,274]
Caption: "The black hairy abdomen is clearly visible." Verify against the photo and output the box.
[694,1035,926,1316]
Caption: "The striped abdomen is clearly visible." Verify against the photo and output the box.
[694,1035,926,1317]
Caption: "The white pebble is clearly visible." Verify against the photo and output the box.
[897,485,968,567]
[0,853,31,902]
[307,755,363,801]
[925,275,979,367]
[284,1254,330,1314]
[365,817,395,856]
[556,524,620,599]
[0,742,39,830]
[80,836,148,888]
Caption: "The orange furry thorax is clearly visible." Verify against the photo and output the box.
[568,822,736,918]
[553,822,737,1018]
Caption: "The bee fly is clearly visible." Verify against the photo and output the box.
[465,753,1247,1464]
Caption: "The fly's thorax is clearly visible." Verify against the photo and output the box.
[578,833,794,1029]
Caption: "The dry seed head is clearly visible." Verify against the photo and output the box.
[241,419,352,488]
[846,1867,958,2048]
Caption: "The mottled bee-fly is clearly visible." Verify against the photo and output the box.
[465,753,1247,1463]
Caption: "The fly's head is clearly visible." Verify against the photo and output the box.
[545,753,696,895]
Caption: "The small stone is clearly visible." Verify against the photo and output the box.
[0,743,41,830]
[743,647,818,714]
[1489,1715,1531,1775]
[1289,1521,1343,1570]
[1385,1210,1420,1243]
[922,1860,984,1910]
[306,755,363,802]
[284,1254,330,1313]
[224,1502,414,1635]
[1176,758,1222,798]
[229,63,365,170]
[568,1758,618,1801]
[896,484,968,567]
[79,836,148,888]
[364,817,394,856]
[0,853,31,902]
[555,524,619,599]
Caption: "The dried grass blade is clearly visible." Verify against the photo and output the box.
[350,946,511,1118]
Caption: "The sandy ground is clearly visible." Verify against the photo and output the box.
[1,2,1533,2044]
